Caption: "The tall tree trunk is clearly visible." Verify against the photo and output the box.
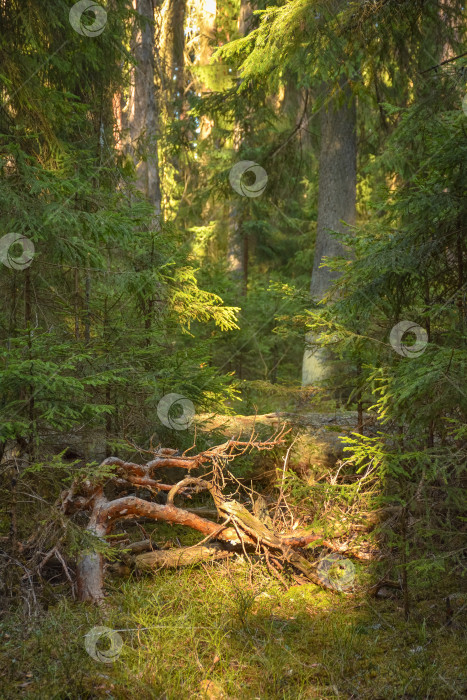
[159,0,186,204]
[302,78,356,385]
[228,0,254,287]
[160,0,186,109]
[126,0,162,218]
[120,0,162,341]
[196,0,217,140]
[238,0,253,35]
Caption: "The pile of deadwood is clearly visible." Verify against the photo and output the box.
[59,430,367,603]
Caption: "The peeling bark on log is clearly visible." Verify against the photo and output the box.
[72,489,356,601]
[76,552,105,602]
[96,494,329,550]
[75,492,108,603]
[135,544,233,570]
[71,492,328,601]
[185,507,219,518]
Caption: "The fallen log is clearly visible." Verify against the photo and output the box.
[61,429,363,601]
[215,499,356,591]
[122,539,157,554]
[217,499,345,553]
[135,544,233,571]
[74,487,360,600]
[63,431,293,602]
[74,490,329,598]
[185,507,219,518]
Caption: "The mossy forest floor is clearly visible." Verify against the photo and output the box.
[1,522,466,699]
[1,409,466,699]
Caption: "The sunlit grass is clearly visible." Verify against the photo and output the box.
[1,551,466,699]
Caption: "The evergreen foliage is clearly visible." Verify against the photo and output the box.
[0,0,466,660]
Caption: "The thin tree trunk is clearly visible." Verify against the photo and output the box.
[194,0,217,140]
[457,221,465,334]
[76,498,107,603]
[400,505,410,621]
[74,268,80,340]
[25,268,35,453]
[228,0,254,286]
[84,264,91,344]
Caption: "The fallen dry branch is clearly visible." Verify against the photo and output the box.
[214,499,352,590]
[59,430,362,601]
[61,433,288,601]
[122,539,156,554]
[134,544,234,571]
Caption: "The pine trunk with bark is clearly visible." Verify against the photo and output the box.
[227,0,254,289]
[302,77,357,385]
[160,0,186,105]
[125,0,162,217]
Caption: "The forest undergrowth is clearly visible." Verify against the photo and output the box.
[1,402,466,700]
[1,0,466,697]
[1,526,466,699]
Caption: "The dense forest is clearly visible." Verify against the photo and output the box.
[0,0,466,698]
